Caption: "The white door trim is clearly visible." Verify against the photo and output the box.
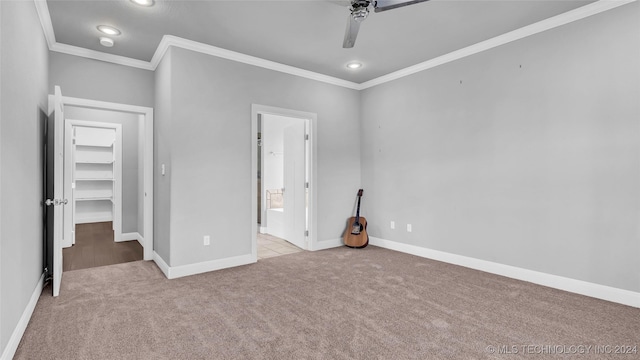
[251,104,317,260]
[64,120,123,244]
[55,94,154,261]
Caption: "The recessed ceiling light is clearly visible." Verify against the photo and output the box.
[130,0,155,6]
[99,37,115,48]
[97,25,121,36]
[346,62,363,70]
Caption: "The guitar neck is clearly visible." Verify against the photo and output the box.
[354,194,362,223]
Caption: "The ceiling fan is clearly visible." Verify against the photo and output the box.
[342,0,430,48]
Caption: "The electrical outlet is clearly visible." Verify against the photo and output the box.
[390,221,395,229]
[204,235,210,246]
[407,224,412,233]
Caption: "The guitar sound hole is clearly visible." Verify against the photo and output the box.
[351,223,363,235]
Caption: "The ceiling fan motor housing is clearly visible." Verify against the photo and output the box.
[351,0,371,22]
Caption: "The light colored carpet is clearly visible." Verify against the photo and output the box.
[16,246,639,359]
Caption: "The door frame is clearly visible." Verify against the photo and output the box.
[49,94,154,261]
[251,104,317,259]
[64,120,123,246]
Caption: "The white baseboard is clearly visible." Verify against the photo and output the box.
[75,215,112,224]
[310,238,344,251]
[118,232,143,247]
[259,226,267,234]
[153,251,170,278]
[369,237,640,308]
[0,274,45,360]
[153,251,255,280]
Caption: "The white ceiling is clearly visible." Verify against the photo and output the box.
[46,0,596,84]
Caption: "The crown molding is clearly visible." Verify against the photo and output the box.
[34,0,153,71]
[34,0,55,49]
[50,42,154,70]
[150,35,361,90]
[358,0,637,90]
[35,0,636,91]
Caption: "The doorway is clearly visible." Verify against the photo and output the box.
[251,105,317,261]
[46,89,154,296]
[54,96,154,261]
[62,116,142,271]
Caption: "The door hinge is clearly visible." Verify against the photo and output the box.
[305,230,309,237]
[305,134,309,140]
[305,182,309,189]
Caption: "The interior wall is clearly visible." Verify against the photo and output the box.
[49,52,154,108]
[360,3,640,292]
[153,48,173,263]
[0,0,49,355]
[64,107,140,234]
[156,46,361,267]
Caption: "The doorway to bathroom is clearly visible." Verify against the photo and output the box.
[251,105,317,260]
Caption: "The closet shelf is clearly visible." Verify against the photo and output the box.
[71,125,119,226]
[76,143,114,148]
[75,197,113,202]
[75,178,114,181]
[76,160,115,164]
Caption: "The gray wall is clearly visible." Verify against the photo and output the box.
[49,52,154,108]
[64,107,141,234]
[0,0,49,355]
[155,46,361,267]
[153,48,173,263]
[360,4,640,292]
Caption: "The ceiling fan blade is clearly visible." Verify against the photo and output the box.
[343,15,361,48]
[327,0,351,7]
[373,0,430,13]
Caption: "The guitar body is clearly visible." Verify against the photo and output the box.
[343,189,369,248]
[344,216,369,248]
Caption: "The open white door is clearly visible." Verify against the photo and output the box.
[47,86,66,297]
[283,122,306,249]
[63,122,74,248]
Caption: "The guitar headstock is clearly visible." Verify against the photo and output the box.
[357,189,363,197]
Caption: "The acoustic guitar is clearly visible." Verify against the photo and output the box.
[343,189,368,248]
